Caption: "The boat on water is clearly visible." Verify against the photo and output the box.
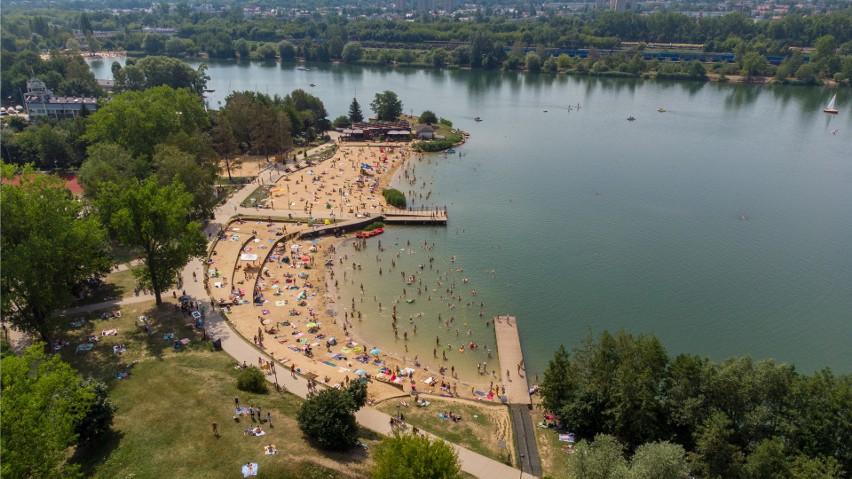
[627,116,636,121]
[824,94,839,114]
[355,228,384,239]
[474,116,482,122]
[309,83,316,87]
[445,149,456,154]
[657,107,666,113]
[297,66,309,71]
[205,89,216,93]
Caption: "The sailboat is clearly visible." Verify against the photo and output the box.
[824,94,838,114]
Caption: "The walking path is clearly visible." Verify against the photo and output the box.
[494,315,531,405]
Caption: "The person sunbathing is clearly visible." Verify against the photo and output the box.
[252,426,263,435]
[264,444,278,455]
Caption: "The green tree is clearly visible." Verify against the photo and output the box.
[372,432,461,479]
[690,411,743,479]
[98,178,207,305]
[236,367,269,394]
[333,115,351,129]
[1,344,96,478]
[113,56,208,95]
[78,143,150,200]
[152,144,218,217]
[419,110,438,125]
[566,434,629,479]
[348,97,364,124]
[629,441,689,479]
[210,115,240,182]
[525,52,543,72]
[740,51,769,79]
[1,172,111,344]
[75,379,117,446]
[84,86,209,159]
[296,382,366,450]
[278,41,297,62]
[371,91,404,121]
[341,42,363,63]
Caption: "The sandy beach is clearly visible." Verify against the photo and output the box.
[206,141,506,404]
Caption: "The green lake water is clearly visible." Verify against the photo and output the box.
[91,60,852,382]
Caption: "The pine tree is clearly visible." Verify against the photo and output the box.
[348,98,364,124]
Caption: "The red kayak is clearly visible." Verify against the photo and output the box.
[356,228,384,239]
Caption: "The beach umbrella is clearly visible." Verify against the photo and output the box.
[370,348,381,355]
[305,322,318,329]
[354,369,367,376]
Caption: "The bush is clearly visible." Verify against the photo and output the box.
[382,188,406,208]
[439,118,452,127]
[236,367,269,394]
[363,222,385,232]
[419,110,438,124]
[372,432,461,479]
[413,139,455,152]
[297,383,366,450]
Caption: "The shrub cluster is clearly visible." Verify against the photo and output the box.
[381,189,406,208]
[236,366,269,394]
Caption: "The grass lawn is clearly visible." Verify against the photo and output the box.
[530,407,573,478]
[376,397,514,465]
[59,301,377,478]
[241,185,271,207]
[70,268,139,306]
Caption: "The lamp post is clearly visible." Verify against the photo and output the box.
[519,453,525,479]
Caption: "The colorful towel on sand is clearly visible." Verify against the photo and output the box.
[322,361,337,367]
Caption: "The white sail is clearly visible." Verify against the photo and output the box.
[827,94,837,110]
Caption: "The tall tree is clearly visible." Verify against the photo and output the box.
[372,432,461,479]
[98,178,207,305]
[210,115,240,182]
[566,434,630,479]
[629,441,689,479]
[152,144,218,217]
[349,98,364,124]
[78,143,150,200]
[84,86,209,159]
[1,172,111,344]
[1,344,96,479]
[370,91,403,121]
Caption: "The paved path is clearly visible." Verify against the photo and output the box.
[509,404,543,477]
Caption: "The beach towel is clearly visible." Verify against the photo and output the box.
[252,430,266,436]
[322,361,337,367]
[101,328,118,336]
[559,434,575,443]
[180,338,190,345]
[262,309,270,315]
[241,463,258,477]
[163,333,174,340]
[76,343,94,352]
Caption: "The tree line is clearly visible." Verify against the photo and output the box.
[540,330,851,478]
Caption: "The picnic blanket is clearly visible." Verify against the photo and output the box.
[101,328,118,336]
[76,343,94,352]
[275,300,286,306]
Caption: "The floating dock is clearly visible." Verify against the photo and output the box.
[494,315,531,406]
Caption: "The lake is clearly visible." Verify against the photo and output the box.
[90,58,852,380]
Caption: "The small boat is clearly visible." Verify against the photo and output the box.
[657,107,666,113]
[205,89,215,93]
[355,228,384,239]
[824,93,838,114]
[627,116,636,121]
[474,116,482,122]
[297,66,308,71]
[309,83,316,87]
[445,149,456,154]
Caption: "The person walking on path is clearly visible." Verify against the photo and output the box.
[234,396,239,407]
[266,412,273,428]
[290,363,296,378]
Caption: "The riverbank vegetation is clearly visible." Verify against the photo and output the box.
[539,330,851,478]
[2,8,851,103]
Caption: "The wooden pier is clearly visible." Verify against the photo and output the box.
[494,315,531,406]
